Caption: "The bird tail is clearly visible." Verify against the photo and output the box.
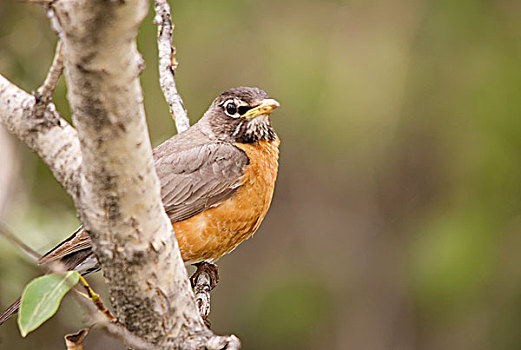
[0,297,21,326]
[0,227,99,326]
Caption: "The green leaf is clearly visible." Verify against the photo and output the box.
[18,271,80,337]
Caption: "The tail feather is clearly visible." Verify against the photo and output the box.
[0,297,21,326]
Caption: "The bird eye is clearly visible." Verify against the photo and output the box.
[224,101,238,117]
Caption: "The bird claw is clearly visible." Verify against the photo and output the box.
[190,262,219,290]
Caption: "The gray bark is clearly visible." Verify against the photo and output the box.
[0,0,240,348]
[0,75,81,200]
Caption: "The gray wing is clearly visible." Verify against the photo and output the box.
[38,142,248,268]
[154,142,249,222]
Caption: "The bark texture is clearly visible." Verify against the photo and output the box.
[51,0,208,345]
[0,75,81,200]
[0,0,241,348]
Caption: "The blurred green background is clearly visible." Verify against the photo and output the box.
[1,0,521,349]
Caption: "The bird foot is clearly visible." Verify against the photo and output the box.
[202,315,212,328]
[190,262,219,290]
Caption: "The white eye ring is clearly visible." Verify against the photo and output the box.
[223,100,239,117]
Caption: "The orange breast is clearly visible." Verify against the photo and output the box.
[173,138,280,263]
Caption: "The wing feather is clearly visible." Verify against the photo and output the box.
[39,142,248,265]
[156,142,248,222]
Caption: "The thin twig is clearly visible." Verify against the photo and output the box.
[78,274,116,322]
[0,221,111,317]
[0,221,70,274]
[34,40,64,118]
[0,221,152,348]
[44,3,63,38]
[0,222,40,262]
[0,221,75,275]
[32,5,64,118]
[153,0,190,133]
[74,294,159,350]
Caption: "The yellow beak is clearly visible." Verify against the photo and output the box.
[242,98,280,119]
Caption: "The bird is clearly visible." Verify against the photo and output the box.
[0,86,280,325]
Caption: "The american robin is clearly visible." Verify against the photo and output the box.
[0,86,280,324]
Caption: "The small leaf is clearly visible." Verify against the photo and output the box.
[18,271,80,337]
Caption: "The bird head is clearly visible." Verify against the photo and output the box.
[203,87,280,143]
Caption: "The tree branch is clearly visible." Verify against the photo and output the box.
[153,0,213,323]
[1,0,241,347]
[36,40,63,101]
[51,0,203,343]
[0,222,157,349]
[0,74,81,200]
[43,3,63,38]
[34,40,64,118]
[153,0,189,133]
[50,0,237,348]
[73,293,159,350]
